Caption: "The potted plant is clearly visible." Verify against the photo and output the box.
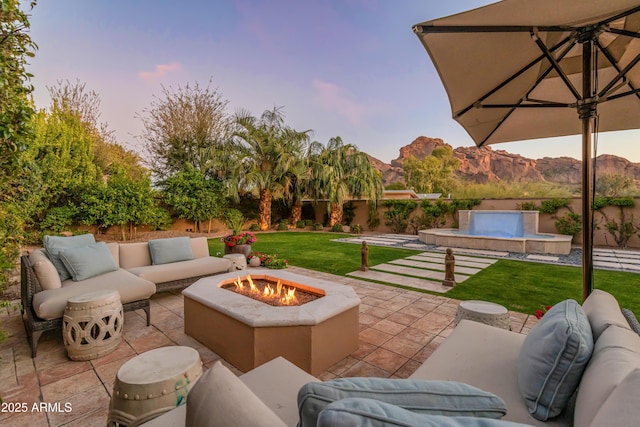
[221,231,257,257]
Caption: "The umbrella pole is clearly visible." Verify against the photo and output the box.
[580,38,596,301]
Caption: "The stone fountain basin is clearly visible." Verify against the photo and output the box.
[182,269,361,375]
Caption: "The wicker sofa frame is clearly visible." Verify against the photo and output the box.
[21,255,152,358]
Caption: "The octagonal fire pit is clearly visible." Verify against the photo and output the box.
[183,269,360,375]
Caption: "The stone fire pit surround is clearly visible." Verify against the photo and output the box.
[182,269,361,375]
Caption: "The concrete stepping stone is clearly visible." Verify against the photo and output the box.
[408,254,495,269]
[392,258,480,276]
[414,252,497,264]
[346,269,452,293]
[371,263,469,283]
[620,263,640,271]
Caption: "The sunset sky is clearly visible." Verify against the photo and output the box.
[26,0,640,163]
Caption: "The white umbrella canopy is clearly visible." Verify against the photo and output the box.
[413,0,640,300]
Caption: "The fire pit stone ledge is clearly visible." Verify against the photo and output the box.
[182,269,361,375]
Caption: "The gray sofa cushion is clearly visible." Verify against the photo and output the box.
[44,234,96,281]
[59,242,118,281]
[298,378,507,427]
[127,257,233,284]
[316,398,533,427]
[517,299,593,421]
[149,236,194,265]
[32,269,155,320]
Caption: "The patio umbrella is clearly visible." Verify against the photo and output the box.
[413,0,640,301]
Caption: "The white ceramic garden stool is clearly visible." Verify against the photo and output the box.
[223,253,247,270]
[455,300,511,330]
[62,289,123,361]
[108,346,203,426]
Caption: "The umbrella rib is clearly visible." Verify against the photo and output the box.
[454,35,573,118]
[599,5,640,27]
[607,28,640,39]
[597,40,640,100]
[477,38,578,146]
[531,32,581,101]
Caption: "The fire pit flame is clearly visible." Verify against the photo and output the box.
[232,275,298,305]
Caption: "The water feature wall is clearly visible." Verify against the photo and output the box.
[418,210,572,254]
[458,210,539,237]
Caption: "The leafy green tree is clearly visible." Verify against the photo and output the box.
[230,107,311,230]
[138,80,233,181]
[596,173,637,197]
[27,104,100,222]
[0,0,36,289]
[309,137,384,226]
[402,146,460,194]
[79,168,164,240]
[161,165,227,232]
[48,79,146,180]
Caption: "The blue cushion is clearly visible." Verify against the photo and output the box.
[298,378,507,427]
[59,242,118,281]
[317,398,533,427]
[517,299,593,421]
[148,236,194,265]
[44,234,96,281]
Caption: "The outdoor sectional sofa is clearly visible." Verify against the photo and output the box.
[21,235,233,357]
[143,289,639,426]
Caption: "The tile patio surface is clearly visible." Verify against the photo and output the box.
[0,266,539,427]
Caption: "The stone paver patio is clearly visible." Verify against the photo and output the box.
[0,266,539,426]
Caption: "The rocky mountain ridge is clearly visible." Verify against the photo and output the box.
[371,136,640,187]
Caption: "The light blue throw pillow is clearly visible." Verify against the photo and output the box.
[298,378,507,427]
[148,236,194,265]
[517,299,593,421]
[59,242,118,281]
[44,234,96,281]
[317,398,533,427]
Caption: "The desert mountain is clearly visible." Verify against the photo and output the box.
[372,136,640,187]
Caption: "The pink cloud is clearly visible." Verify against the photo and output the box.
[312,79,364,126]
[138,62,182,81]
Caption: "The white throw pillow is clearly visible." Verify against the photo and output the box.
[186,361,286,427]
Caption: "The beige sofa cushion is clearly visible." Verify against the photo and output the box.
[106,242,120,268]
[118,242,151,269]
[32,269,156,320]
[574,325,640,427]
[190,237,210,259]
[29,249,62,290]
[589,368,640,427]
[582,289,630,340]
[141,356,318,427]
[186,361,286,427]
[127,257,232,284]
[409,320,570,426]
[240,357,319,426]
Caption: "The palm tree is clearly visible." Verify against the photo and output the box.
[231,107,311,230]
[310,137,384,226]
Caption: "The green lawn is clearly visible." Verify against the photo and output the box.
[208,232,640,315]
